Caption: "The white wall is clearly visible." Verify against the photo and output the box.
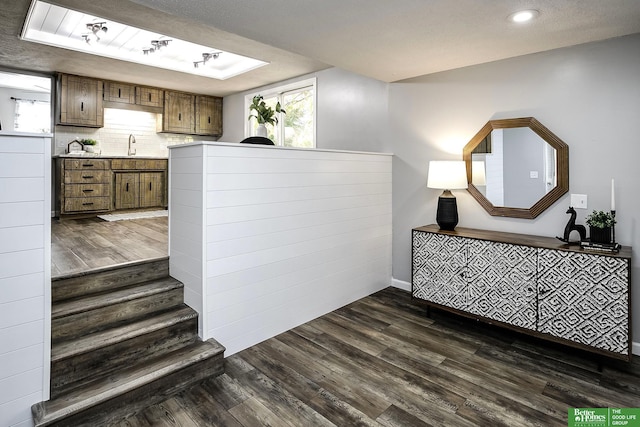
[0,133,51,427]
[169,142,392,355]
[389,34,640,348]
[221,67,391,153]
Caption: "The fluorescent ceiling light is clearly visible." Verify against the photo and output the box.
[21,0,267,80]
[508,9,540,23]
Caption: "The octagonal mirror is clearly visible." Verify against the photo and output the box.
[463,117,569,219]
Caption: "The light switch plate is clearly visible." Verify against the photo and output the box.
[571,194,588,209]
[529,171,539,179]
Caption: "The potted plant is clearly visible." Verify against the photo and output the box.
[585,210,616,243]
[248,95,285,138]
[80,138,98,153]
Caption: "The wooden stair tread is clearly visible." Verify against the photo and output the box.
[33,339,225,427]
[52,277,182,319]
[52,305,197,362]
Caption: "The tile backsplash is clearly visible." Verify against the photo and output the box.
[54,108,218,157]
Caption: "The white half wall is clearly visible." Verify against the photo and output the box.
[169,142,392,355]
[0,132,51,427]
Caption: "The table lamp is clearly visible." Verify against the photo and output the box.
[427,160,468,230]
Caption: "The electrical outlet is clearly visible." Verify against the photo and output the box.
[570,194,588,209]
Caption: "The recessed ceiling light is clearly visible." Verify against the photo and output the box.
[21,0,267,80]
[508,9,540,23]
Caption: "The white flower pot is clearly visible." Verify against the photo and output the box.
[256,124,268,137]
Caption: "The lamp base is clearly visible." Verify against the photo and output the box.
[436,190,458,231]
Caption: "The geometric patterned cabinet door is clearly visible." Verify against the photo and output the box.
[467,239,537,330]
[537,248,630,355]
[412,230,468,311]
[411,225,632,360]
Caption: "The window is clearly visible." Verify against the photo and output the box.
[14,98,51,133]
[245,78,316,148]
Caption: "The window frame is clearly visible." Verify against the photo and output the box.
[244,77,317,148]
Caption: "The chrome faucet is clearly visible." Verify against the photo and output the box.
[128,134,136,156]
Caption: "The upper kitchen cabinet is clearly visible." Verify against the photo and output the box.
[103,81,135,104]
[162,91,195,134]
[58,74,104,127]
[195,95,223,136]
[136,86,163,108]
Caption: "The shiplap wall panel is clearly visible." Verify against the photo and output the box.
[168,144,206,336]
[0,134,51,427]
[169,142,392,357]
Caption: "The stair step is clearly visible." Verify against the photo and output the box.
[33,339,225,427]
[52,257,169,303]
[52,277,183,342]
[50,305,198,398]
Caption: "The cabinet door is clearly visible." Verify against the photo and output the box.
[467,240,537,330]
[59,74,103,127]
[104,81,135,104]
[537,248,630,355]
[162,91,195,133]
[139,172,164,208]
[412,231,468,310]
[195,95,222,136]
[115,173,140,210]
[136,87,163,108]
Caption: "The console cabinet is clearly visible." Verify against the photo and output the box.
[412,225,632,360]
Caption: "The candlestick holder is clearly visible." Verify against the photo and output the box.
[611,210,616,244]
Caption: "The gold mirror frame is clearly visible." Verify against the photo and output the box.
[463,117,569,219]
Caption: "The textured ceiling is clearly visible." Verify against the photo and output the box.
[1,0,640,96]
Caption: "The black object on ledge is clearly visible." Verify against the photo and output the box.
[436,190,459,231]
[240,136,274,145]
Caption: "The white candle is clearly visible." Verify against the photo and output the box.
[611,178,615,211]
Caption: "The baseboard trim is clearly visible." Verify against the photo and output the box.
[391,278,411,292]
[633,341,640,356]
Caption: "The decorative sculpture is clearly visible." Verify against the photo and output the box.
[557,206,586,244]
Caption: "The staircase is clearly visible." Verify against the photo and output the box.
[32,257,225,427]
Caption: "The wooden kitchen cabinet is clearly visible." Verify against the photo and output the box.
[136,86,163,108]
[140,172,164,207]
[57,158,111,214]
[112,159,168,210]
[58,74,103,127]
[195,95,223,136]
[114,172,140,210]
[162,91,195,134]
[103,81,135,104]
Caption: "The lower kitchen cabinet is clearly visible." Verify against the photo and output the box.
[412,225,632,360]
[114,172,140,210]
[56,157,167,217]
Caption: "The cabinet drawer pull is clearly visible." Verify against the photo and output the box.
[82,175,94,179]
[178,113,182,121]
[149,182,152,191]
[208,116,211,124]
[148,93,152,102]
[126,183,129,192]
[82,163,94,167]
[82,202,94,206]
[83,189,94,193]
[118,88,121,98]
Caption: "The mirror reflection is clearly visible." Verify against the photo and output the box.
[471,127,557,209]
[462,117,569,219]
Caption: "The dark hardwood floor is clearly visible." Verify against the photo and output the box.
[51,216,168,278]
[116,287,640,427]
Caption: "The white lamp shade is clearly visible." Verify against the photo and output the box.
[427,160,468,190]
